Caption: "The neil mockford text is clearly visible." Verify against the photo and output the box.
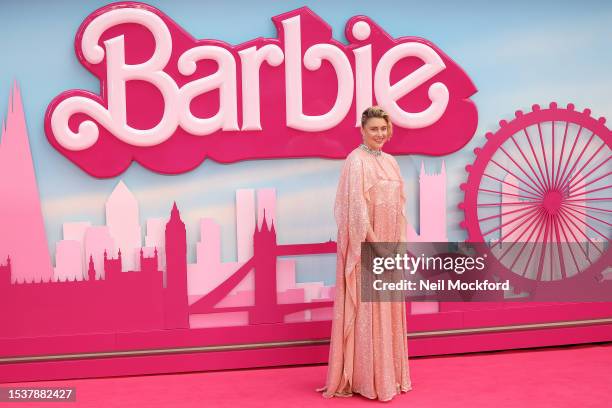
[370,253,511,292]
[372,253,486,275]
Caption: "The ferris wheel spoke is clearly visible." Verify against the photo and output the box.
[478,201,541,207]
[478,203,539,223]
[551,215,568,279]
[498,207,544,261]
[559,206,608,245]
[557,214,582,275]
[563,144,608,192]
[554,126,583,191]
[568,171,612,195]
[537,123,553,189]
[565,197,612,203]
[548,217,555,279]
[556,132,596,193]
[483,173,542,200]
[568,155,612,192]
[523,128,550,190]
[551,121,556,187]
[507,137,548,193]
[505,210,545,270]
[561,204,612,228]
[563,202,612,214]
[535,213,553,282]
[520,211,549,277]
[494,206,543,246]
[553,122,571,190]
[557,216,582,271]
[557,209,598,261]
[491,157,545,197]
[481,206,540,238]
[567,184,612,199]
[478,188,542,200]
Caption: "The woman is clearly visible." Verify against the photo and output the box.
[319,106,412,401]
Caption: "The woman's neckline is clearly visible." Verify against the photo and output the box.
[359,143,382,157]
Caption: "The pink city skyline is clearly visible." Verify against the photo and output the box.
[0,83,451,331]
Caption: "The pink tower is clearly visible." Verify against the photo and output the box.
[54,221,92,280]
[188,218,223,296]
[257,188,276,229]
[251,211,278,324]
[84,226,115,279]
[54,240,82,281]
[408,161,448,242]
[145,217,167,281]
[236,189,256,262]
[106,181,142,271]
[233,188,277,294]
[0,83,53,282]
[87,255,96,281]
[164,203,189,329]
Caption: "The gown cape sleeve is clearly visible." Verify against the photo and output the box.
[322,151,375,396]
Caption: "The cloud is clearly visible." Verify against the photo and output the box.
[182,184,338,235]
[42,192,107,219]
[42,159,342,220]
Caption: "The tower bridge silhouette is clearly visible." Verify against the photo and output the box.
[190,212,337,324]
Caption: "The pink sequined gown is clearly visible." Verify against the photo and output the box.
[320,147,412,401]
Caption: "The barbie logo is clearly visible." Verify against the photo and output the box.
[45,3,478,177]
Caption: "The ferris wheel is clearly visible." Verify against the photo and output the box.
[459,103,611,294]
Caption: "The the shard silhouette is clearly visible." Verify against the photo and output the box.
[0,83,53,282]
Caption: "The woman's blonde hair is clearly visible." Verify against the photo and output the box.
[360,106,393,139]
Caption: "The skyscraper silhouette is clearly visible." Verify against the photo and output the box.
[163,203,189,329]
[106,181,142,271]
[0,83,53,282]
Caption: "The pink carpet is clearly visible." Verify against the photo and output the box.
[3,342,611,407]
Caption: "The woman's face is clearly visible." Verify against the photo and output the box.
[361,117,389,151]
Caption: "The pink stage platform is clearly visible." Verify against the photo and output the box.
[2,342,610,407]
[2,302,611,384]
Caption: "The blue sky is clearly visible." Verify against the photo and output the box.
[1,0,611,269]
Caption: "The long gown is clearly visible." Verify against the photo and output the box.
[320,147,412,401]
